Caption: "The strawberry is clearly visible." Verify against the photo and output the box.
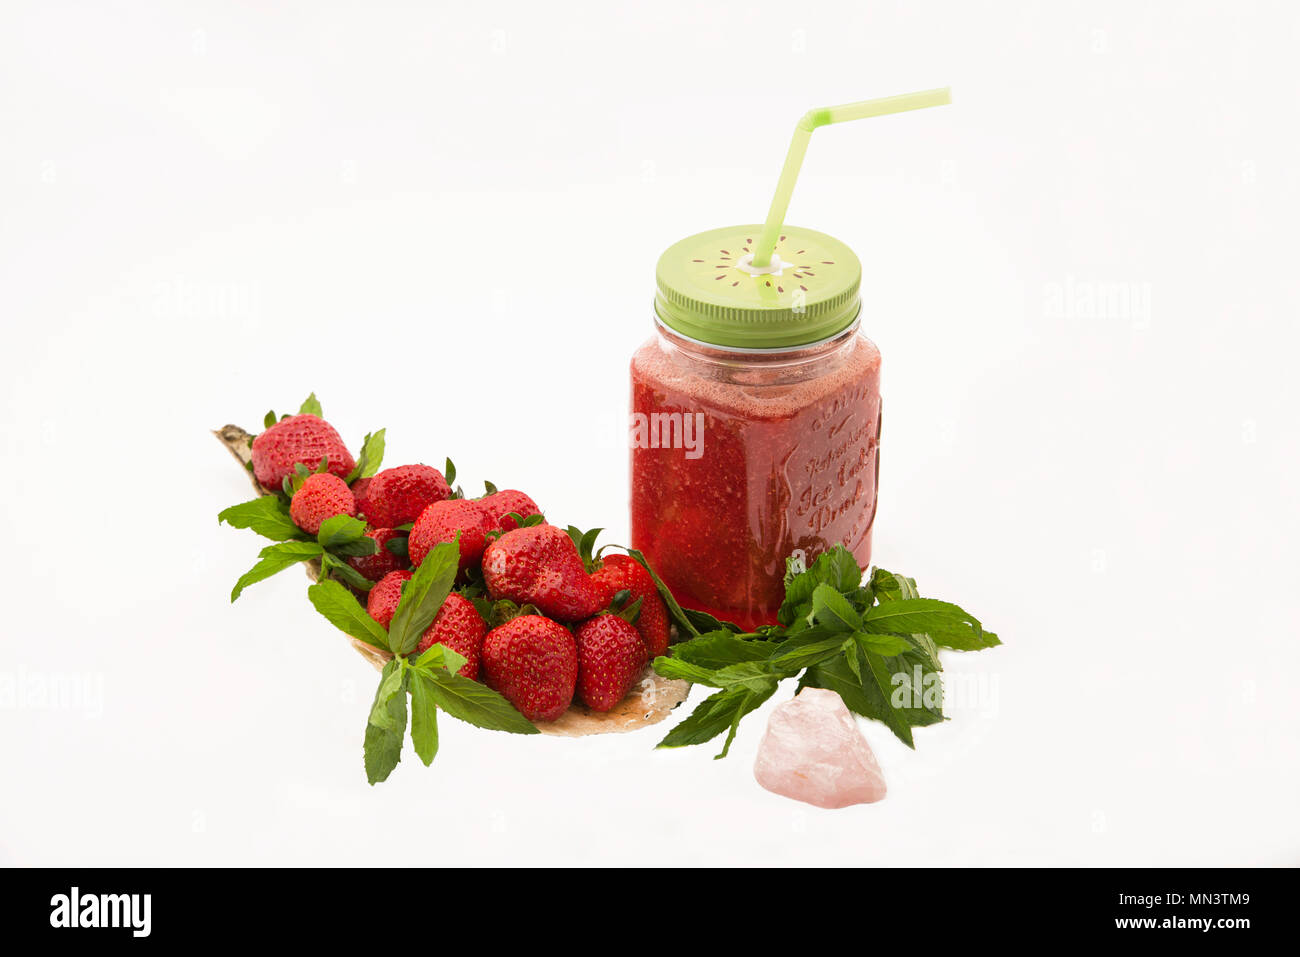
[351,476,374,520]
[347,527,406,582]
[289,472,357,535]
[251,414,355,491]
[574,614,647,711]
[479,489,542,531]
[408,498,494,573]
[481,525,605,621]
[481,615,577,722]
[590,554,671,658]
[363,465,450,528]
[366,569,412,629]
[413,593,486,681]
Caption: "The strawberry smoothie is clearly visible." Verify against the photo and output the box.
[630,323,881,631]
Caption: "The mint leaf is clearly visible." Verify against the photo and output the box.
[623,547,742,637]
[387,541,459,656]
[408,672,440,766]
[299,393,323,417]
[771,628,846,670]
[412,641,467,676]
[682,607,743,635]
[862,598,999,651]
[230,541,323,601]
[218,497,305,542]
[712,661,786,692]
[306,579,390,651]
[870,567,919,602]
[347,428,386,483]
[810,583,862,632]
[656,682,777,757]
[856,632,913,657]
[320,553,374,591]
[363,660,406,784]
[801,651,915,748]
[316,514,369,551]
[778,547,863,625]
[669,630,777,669]
[368,662,406,730]
[651,657,724,687]
[425,670,540,734]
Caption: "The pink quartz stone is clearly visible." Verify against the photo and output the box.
[753,688,887,808]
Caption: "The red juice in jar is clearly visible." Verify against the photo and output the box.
[630,225,879,631]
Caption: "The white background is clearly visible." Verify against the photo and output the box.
[1,0,1297,867]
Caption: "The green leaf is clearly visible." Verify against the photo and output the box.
[316,514,369,550]
[444,457,456,487]
[412,641,468,676]
[870,567,920,602]
[384,536,409,561]
[801,650,917,747]
[306,579,390,651]
[623,547,743,637]
[218,497,305,542]
[263,410,277,430]
[426,670,539,734]
[651,656,723,687]
[346,428,387,483]
[363,661,406,784]
[230,541,322,601]
[668,630,776,669]
[656,682,777,757]
[713,660,786,693]
[770,628,846,670]
[682,607,743,635]
[387,541,459,656]
[862,598,999,651]
[856,632,913,657]
[368,661,406,730]
[408,672,440,766]
[298,393,323,417]
[810,583,862,632]
[320,553,374,592]
[778,546,863,625]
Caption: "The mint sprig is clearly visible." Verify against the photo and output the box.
[302,540,538,784]
[653,545,1000,755]
[218,496,306,543]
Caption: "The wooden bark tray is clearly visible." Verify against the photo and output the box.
[215,424,691,737]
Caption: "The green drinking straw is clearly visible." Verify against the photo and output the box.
[750,88,952,268]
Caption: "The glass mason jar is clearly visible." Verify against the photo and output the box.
[630,225,881,632]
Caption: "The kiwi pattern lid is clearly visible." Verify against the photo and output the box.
[654,224,861,350]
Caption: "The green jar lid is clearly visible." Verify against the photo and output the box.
[654,224,861,349]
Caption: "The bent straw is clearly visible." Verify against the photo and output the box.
[751,88,952,268]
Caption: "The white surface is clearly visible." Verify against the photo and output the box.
[1,0,1297,867]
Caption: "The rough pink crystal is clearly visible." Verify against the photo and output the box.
[753,688,887,808]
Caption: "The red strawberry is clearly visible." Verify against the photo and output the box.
[289,473,356,535]
[408,498,494,573]
[364,465,450,528]
[574,614,647,711]
[366,569,412,629]
[351,476,374,519]
[481,525,605,621]
[481,615,577,722]
[347,527,406,582]
[413,593,486,680]
[590,554,671,658]
[479,489,543,531]
[251,414,355,491]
